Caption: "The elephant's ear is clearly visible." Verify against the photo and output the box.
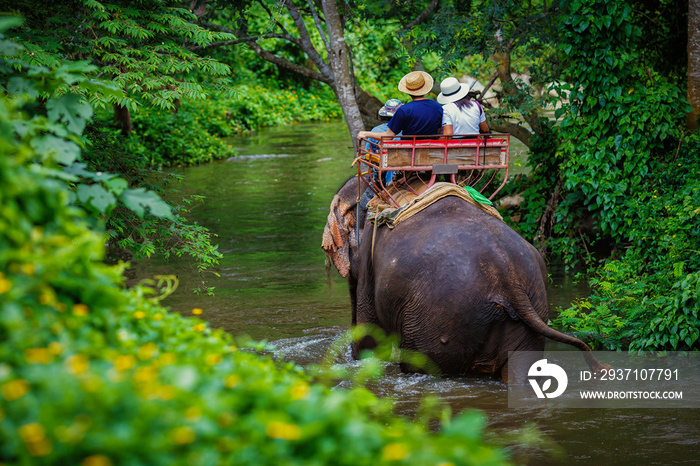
[321,193,357,277]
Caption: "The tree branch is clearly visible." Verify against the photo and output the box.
[248,39,332,84]
[488,119,532,146]
[256,0,294,38]
[189,33,301,51]
[405,0,440,29]
[283,0,332,79]
[196,21,329,84]
[307,0,330,52]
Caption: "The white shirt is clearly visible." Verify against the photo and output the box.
[441,101,485,135]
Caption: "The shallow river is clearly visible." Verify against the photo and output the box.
[131,121,699,464]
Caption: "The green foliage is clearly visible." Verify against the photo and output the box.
[0,87,507,466]
[7,0,235,112]
[495,0,698,353]
[120,83,341,168]
[512,0,689,262]
[1,20,224,279]
[224,84,342,132]
[554,134,700,351]
[345,18,409,101]
[126,100,237,168]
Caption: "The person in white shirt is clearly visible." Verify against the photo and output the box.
[437,77,489,136]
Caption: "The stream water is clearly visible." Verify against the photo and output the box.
[130,121,699,465]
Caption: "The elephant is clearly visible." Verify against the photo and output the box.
[322,176,607,381]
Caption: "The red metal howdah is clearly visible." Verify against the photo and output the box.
[356,133,510,208]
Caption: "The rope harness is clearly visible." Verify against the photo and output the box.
[365,182,503,263]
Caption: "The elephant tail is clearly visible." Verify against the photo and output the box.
[517,299,610,374]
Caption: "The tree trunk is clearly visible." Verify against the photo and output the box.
[355,85,384,129]
[689,0,700,130]
[322,0,364,148]
[113,104,132,136]
[495,49,542,138]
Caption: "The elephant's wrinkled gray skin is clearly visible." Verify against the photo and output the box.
[322,176,607,381]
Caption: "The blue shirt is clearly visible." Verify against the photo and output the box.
[387,99,443,136]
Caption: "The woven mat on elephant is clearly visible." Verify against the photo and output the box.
[367,181,503,229]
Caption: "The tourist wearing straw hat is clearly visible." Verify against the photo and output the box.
[437,77,489,136]
[357,71,443,141]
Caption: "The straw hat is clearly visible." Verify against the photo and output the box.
[398,71,434,96]
[437,77,474,104]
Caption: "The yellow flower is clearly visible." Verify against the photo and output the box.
[205,353,222,366]
[25,348,53,364]
[19,423,52,456]
[0,276,14,294]
[171,426,196,445]
[72,304,89,316]
[191,308,203,315]
[22,263,36,275]
[48,342,63,355]
[1,379,30,401]
[266,421,301,440]
[134,311,146,319]
[192,323,206,332]
[38,288,56,306]
[114,354,136,372]
[66,354,89,374]
[224,374,241,388]
[382,443,409,461]
[290,382,309,400]
[82,455,113,466]
[153,312,164,321]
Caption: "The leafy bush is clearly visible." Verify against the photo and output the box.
[225,84,343,132]
[554,134,700,351]
[510,0,689,264]
[1,19,222,281]
[125,99,237,168]
[497,0,698,353]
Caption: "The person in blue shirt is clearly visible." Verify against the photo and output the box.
[357,71,442,142]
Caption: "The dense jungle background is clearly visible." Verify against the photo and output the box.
[1,0,698,464]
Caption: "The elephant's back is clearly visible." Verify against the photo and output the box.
[371,196,546,307]
[377,196,531,262]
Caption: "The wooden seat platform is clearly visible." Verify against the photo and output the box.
[357,133,510,208]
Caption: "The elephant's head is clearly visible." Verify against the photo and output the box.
[321,176,365,277]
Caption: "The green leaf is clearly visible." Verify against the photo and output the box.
[78,80,124,98]
[7,76,39,98]
[31,135,81,165]
[77,183,117,214]
[46,94,93,134]
[105,177,129,196]
[120,187,173,219]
